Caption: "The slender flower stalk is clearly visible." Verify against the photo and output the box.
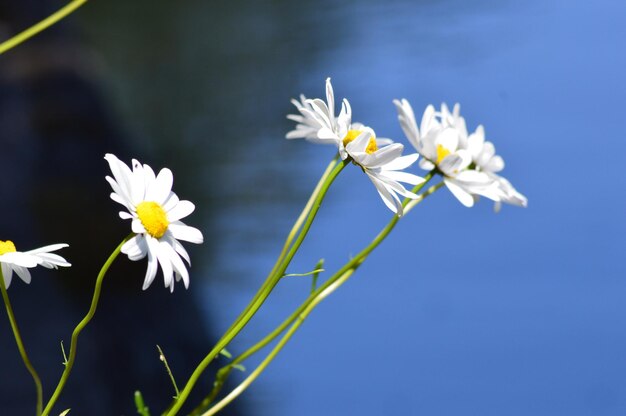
[41,234,132,416]
[0,268,43,416]
[200,269,357,416]
[197,172,442,415]
[215,155,340,339]
[164,158,348,416]
[0,0,87,55]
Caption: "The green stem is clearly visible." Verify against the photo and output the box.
[201,269,356,416]
[41,234,131,416]
[195,172,442,413]
[0,268,43,415]
[164,158,348,416]
[0,0,88,55]
[210,156,339,346]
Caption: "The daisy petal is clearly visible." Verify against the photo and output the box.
[169,222,204,244]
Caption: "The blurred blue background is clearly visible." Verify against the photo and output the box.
[1,0,626,414]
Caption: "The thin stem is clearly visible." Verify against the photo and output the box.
[212,156,339,344]
[0,0,88,55]
[157,345,180,398]
[165,158,348,416]
[201,269,356,416]
[0,268,43,415]
[195,172,442,413]
[41,234,132,416]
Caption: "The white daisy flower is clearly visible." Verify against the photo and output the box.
[343,128,424,216]
[287,78,399,162]
[0,241,70,289]
[286,78,352,151]
[104,154,203,292]
[394,99,498,207]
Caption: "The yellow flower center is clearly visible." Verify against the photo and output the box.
[0,240,16,255]
[136,201,169,239]
[436,144,451,164]
[342,129,378,155]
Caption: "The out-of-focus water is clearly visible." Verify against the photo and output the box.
[2,0,624,414]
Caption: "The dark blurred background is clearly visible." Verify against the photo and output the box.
[1,0,626,415]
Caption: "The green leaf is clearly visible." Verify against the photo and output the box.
[59,410,71,416]
[219,348,232,359]
[310,259,325,293]
[283,268,325,278]
[232,363,246,372]
[60,341,68,366]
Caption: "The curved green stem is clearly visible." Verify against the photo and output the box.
[195,172,442,413]
[165,158,348,416]
[0,0,88,55]
[0,268,43,415]
[41,234,131,416]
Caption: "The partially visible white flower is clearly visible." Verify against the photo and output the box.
[0,241,70,289]
[105,154,203,292]
[394,99,498,207]
[344,129,423,216]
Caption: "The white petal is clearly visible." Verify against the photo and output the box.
[381,153,419,171]
[1,263,13,288]
[438,154,464,175]
[25,243,68,255]
[36,253,71,268]
[165,236,191,265]
[325,77,335,120]
[435,128,459,152]
[142,163,157,198]
[129,162,147,205]
[142,237,159,290]
[167,200,195,222]
[161,240,189,290]
[122,235,148,261]
[104,154,134,203]
[360,144,404,169]
[119,211,133,220]
[168,222,203,244]
[131,219,146,234]
[368,174,402,215]
[13,266,31,284]
[155,241,174,290]
[382,170,425,186]
[153,168,174,204]
[444,178,475,207]
[162,192,180,212]
[345,130,372,154]
[419,158,435,171]
[0,252,39,268]
[485,155,505,173]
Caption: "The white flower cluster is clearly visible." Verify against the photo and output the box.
[394,100,527,211]
[287,78,526,214]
